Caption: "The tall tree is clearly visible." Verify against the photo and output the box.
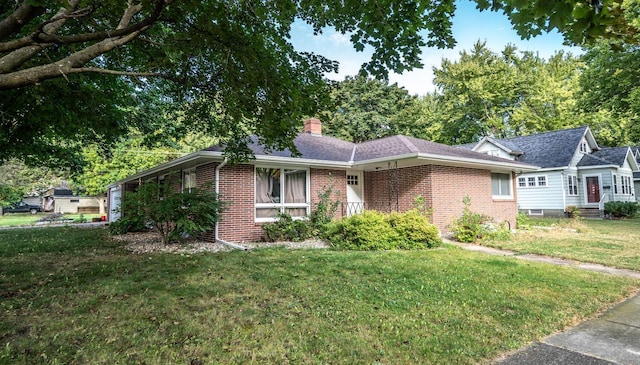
[577,43,640,146]
[320,76,421,143]
[433,42,581,144]
[1,0,636,167]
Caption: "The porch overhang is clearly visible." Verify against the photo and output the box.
[353,153,538,173]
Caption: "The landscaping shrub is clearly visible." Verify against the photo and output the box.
[308,178,341,237]
[109,181,225,243]
[605,201,639,218]
[449,196,492,243]
[261,213,311,242]
[327,210,441,250]
[386,210,441,249]
[327,210,400,250]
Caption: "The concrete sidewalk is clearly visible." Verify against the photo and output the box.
[448,241,640,364]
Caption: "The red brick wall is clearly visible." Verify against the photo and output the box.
[364,165,434,213]
[364,165,518,232]
[310,169,347,220]
[199,165,349,243]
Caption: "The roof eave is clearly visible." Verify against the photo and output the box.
[106,151,224,188]
[253,155,352,168]
[416,153,539,172]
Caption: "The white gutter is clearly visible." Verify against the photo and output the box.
[214,159,247,250]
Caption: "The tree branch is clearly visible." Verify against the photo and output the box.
[0,2,45,42]
[0,0,174,89]
[0,0,81,73]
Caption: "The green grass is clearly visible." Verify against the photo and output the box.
[1,227,638,364]
[484,217,640,270]
[0,213,101,227]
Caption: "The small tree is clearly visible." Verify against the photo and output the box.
[112,181,225,244]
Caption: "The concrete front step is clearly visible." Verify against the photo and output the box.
[577,208,602,218]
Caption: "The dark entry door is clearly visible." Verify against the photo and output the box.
[586,176,600,203]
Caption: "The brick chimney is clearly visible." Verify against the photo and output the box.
[303,118,322,136]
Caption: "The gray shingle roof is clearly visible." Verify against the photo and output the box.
[208,132,534,167]
[578,146,630,167]
[463,126,589,169]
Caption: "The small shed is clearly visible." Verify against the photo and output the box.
[43,188,105,214]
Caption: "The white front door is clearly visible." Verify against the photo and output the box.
[346,172,364,216]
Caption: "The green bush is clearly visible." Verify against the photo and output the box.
[109,181,225,243]
[261,213,311,242]
[605,201,639,218]
[327,210,400,250]
[327,210,441,251]
[386,210,441,249]
[308,178,341,237]
[449,196,491,243]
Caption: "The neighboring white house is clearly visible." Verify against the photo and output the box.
[461,126,639,217]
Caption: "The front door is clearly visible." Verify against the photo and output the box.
[586,176,601,203]
[346,172,364,216]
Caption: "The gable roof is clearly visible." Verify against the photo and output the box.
[464,126,595,169]
[579,146,634,168]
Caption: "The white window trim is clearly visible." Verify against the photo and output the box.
[492,172,514,200]
[182,169,196,193]
[528,209,544,216]
[567,175,578,196]
[255,166,311,223]
[582,174,603,205]
[517,175,548,188]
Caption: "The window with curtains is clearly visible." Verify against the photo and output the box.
[255,167,309,221]
[491,173,512,198]
[183,169,196,192]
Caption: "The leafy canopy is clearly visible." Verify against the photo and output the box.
[1,0,637,168]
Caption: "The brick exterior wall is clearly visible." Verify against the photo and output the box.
[198,164,349,243]
[364,165,518,232]
[310,169,347,220]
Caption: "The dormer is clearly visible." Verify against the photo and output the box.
[471,136,523,161]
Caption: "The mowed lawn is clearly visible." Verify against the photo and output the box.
[1,228,638,364]
[483,218,640,271]
[0,213,101,227]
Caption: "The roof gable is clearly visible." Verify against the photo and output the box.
[464,126,595,169]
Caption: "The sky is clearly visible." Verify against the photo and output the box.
[290,0,583,96]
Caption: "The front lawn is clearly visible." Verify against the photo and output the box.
[484,218,640,270]
[0,213,101,227]
[1,227,638,364]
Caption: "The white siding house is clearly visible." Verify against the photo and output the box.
[461,126,639,217]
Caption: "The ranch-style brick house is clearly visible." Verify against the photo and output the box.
[107,119,537,244]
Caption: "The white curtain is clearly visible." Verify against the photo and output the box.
[285,170,306,203]
[256,168,275,203]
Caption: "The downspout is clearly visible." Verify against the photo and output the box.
[215,159,247,250]
[561,171,566,213]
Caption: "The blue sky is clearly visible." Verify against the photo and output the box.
[290,0,583,95]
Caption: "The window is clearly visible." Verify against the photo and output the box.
[255,167,309,221]
[579,141,588,153]
[487,149,500,157]
[491,173,512,198]
[567,175,578,196]
[621,176,632,195]
[613,175,618,194]
[518,177,526,187]
[518,175,548,188]
[183,169,196,192]
[528,209,544,216]
[158,175,167,198]
[537,176,547,187]
[70,199,80,203]
[347,175,359,185]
